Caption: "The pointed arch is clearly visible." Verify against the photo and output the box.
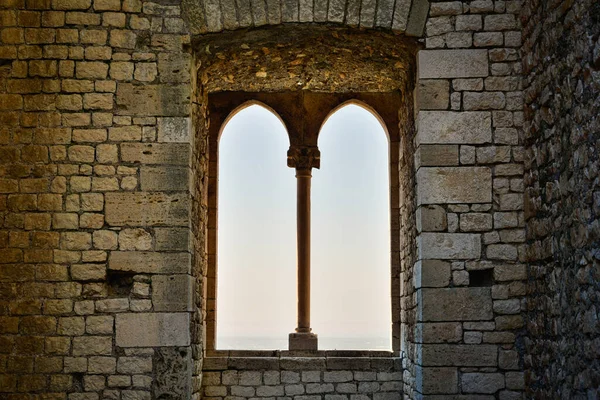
[216,104,296,349]
[312,103,392,350]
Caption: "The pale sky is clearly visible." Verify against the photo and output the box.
[217,104,391,350]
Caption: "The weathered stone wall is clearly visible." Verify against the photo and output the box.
[0,0,195,397]
[521,0,600,398]
[201,355,402,400]
[408,0,527,397]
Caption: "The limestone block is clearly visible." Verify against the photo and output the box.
[109,252,190,274]
[152,274,193,311]
[157,117,190,143]
[415,322,462,343]
[418,287,493,321]
[418,233,481,259]
[140,166,188,192]
[120,143,190,165]
[461,373,505,394]
[415,366,458,394]
[115,312,190,347]
[105,192,189,226]
[417,205,447,232]
[418,80,449,110]
[415,144,459,167]
[72,336,112,355]
[418,49,489,79]
[116,83,190,116]
[154,228,189,251]
[493,264,526,281]
[118,228,152,251]
[460,213,493,232]
[414,260,451,288]
[420,344,498,366]
[417,167,492,204]
[417,111,492,145]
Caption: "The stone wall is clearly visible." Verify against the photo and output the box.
[521,0,600,398]
[200,355,402,400]
[0,0,195,397]
[408,0,527,397]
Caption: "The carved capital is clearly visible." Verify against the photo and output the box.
[287,146,321,170]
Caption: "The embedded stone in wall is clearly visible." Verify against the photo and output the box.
[420,344,498,366]
[116,313,190,347]
[417,232,481,259]
[418,49,489,78]
[415,322,462,343]
[157,117,191,143]
[414,260,451,288]
[461,372,505,394]
[152,275,194,311]
[415,366,458,394]
[416,167,492,204]
[416,205,447,232]
[109,252,191,274]
[140,166,189,192]
[105,192,189,226]
[417,111,492,144]
[417,80,450,110]
[116,84,190,116]
[120,143,190,165]
[415,145,459,167]
[153,347,192,399]
[418,287,493,321]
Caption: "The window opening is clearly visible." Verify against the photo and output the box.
[216,104,296,350]
[312,104,392,350]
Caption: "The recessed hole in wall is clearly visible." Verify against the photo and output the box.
[107,270,134,296]
[469,269,494,287]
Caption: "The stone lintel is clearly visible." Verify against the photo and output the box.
[116,312,190,347]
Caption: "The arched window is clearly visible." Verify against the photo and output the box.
[312,104,392,350]
[216,104,296,350]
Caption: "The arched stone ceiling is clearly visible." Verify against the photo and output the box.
[182,0,429,36]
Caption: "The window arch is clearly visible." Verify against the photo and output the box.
[216,104,296,350]
[312,103,392,350]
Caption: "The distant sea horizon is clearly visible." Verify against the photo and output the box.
[217,336,391,351]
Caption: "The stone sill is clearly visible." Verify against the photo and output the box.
[203,351,402,372]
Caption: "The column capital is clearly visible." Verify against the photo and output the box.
[287,146,321,170]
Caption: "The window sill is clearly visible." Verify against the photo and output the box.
[202,350,402,372]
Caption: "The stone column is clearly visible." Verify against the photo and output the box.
[287,146,320,351]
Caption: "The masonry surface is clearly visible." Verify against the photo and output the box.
[0,0,598,400]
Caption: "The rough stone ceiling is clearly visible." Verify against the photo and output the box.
[182,0,429,36]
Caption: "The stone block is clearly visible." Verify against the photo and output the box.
[116,83,190,116]
[72,336,112,355]
[417,167,492,204]
[420,344,498,366]
[414,259,451,288]
[418,80,449,110]
[417,111,492,144]
[415,322,462,343]
[105,192,189,226]
[157,117,191,142]
[418,287,493,321]
[460,213,493,232]
[493,264,526,281]
[415,366,458,394]
[418,50,489,79]
[152,274,193,311]
[115,312,190,347]
[154,228,189,251]
[120,143,190,165]
[109,252,190,274]
[140,166,189,192]
[461,373,505,394]
[418,232,481,259]
[415,145,459,168]
[417,205,447,232]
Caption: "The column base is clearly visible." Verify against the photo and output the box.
[289,332,318,351]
